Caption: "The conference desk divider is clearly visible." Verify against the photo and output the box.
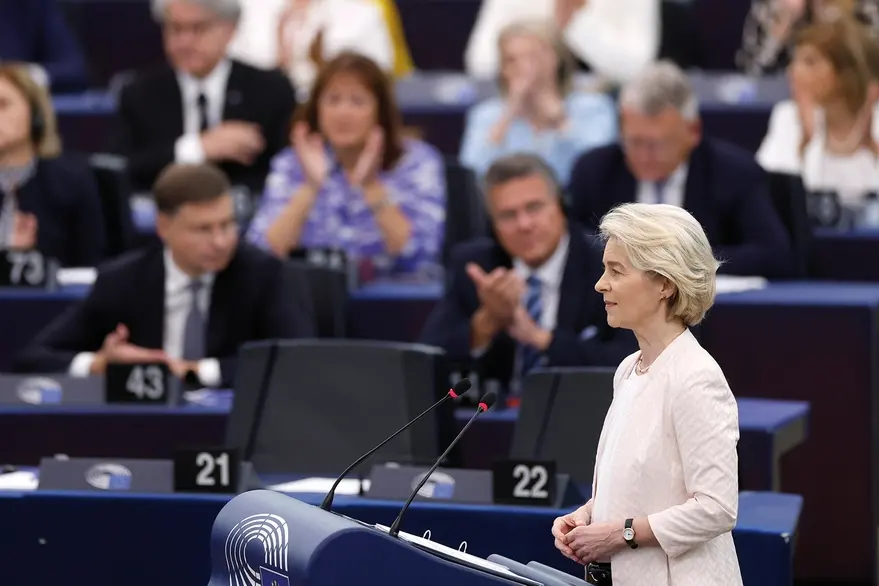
[208,489,544,586]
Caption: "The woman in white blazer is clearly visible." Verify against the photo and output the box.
[551,202,742,586]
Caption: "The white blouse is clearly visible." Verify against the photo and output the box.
[757,100,879,207]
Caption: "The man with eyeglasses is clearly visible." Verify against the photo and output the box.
[14,163,314,390]
[116,0,296,197]
[568,61,792,279]
[420,153,635,399]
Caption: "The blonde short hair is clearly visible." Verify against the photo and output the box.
[598,203,722,326]
[0,63,62,158]
[497,20,575,96]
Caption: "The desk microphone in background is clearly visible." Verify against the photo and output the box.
[319,378,471,512]
[388,390,498,537]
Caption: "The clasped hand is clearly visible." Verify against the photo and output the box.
[552,510,625,565]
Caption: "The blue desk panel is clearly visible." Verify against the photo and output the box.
[0,489,800,586]
[0,396,805,495]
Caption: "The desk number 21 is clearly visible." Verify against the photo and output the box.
[196,452,230,487]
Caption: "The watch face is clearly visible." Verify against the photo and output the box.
[623,528,635,540]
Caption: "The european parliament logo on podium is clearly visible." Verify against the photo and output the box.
[224,512,290,586]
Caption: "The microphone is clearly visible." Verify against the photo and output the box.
[319,378,471,512]
[387,390,498,538]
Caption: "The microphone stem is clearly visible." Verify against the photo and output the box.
[320,393,451,511]
[388,406,485,538]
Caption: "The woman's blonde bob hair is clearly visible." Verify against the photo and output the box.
[497,19,575,96]
[598,203,722,326]
[0,63,62,158]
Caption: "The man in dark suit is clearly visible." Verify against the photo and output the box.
[568,61,792,279]
[421,154,636,392]
[14,163,314,388]
[116,0,296,196]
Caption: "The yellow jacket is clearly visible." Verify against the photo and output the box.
[371,0,415,77]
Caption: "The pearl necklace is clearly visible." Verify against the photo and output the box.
[635,355,650,375]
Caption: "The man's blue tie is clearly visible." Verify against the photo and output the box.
[654,179,667,204]
[182,280,206,361]
[519,275,543,376]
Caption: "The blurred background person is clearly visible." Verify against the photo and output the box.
[738,0,879,75]
[228,0,402,99]
[464,0,696,85]
[246,53,446,281]
[0,0,89,92]
[0,63,105,267]
[116,0,296,197]
[13,163,314,389]
[553,203,740,586]
[458,20,616,185]
[420,154,636,396]
[569,61,792,279]
[757,17,879,225]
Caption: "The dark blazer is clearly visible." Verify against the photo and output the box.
[568,139,792,278]
[13,243,315,387]
[0,0,89,92]
[115,60,296,193]
[14,156,106,267]
[420,224,637,385]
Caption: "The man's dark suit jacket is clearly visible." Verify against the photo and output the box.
[568,139,792,278]
[14,156,106,267]
[13,243,315,388]
[420,225,637,386]
[115,60,296,193]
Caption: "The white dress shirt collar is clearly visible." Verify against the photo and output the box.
[163,248,215,296]
[636,162,689,208]
[512,231,570,288]
[176,58,233,130]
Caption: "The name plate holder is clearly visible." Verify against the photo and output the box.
[365,464,494,505]
[0,374,104,405]
[37,453,258,494]
[0,249,58,290]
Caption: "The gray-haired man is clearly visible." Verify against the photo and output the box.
[116,0,296,196]
[568,60,792,279]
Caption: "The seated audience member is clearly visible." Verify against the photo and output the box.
[738,0,879,75]
[0,0,89,92]
[757,18,879,224]
[116,0,296,196]
[247,53,446,280]
[228,0,402,98]
[459,20,616,185]
[569,61,792,279]
[13,163,315,389]
[420,154,636,392]
[464,0,695,85]
[0,64,105,267]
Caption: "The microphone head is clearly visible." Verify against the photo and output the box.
[449,378,471,398]
[478,390,498,411]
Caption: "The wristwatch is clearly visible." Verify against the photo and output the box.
[623,518,638,549]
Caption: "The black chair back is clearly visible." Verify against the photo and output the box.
[443,157,488,266]
[766,171,812,278]
[88,153,134,258]
[286,260,347,338]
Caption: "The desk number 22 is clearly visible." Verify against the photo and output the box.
[512,464,549,499]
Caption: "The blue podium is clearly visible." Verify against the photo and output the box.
[209,490,544,585]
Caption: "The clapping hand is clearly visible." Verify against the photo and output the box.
[349,127,384,189]
[201,122,265,165]
[506,305,551,351]
[292,121,329,188]
[466,264,523,326]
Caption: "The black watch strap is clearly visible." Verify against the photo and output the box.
[624,518,638,549]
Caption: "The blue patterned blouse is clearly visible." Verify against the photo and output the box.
[247,139,447,279]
